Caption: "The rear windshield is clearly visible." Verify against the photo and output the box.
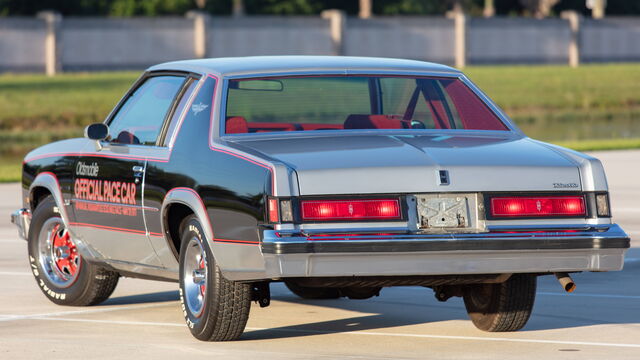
[224,76,508,134]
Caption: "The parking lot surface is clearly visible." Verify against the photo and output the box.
[0,150,638,359]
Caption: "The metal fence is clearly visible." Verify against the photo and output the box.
[1,11,639,74]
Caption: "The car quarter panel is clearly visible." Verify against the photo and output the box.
[142,76,272,280]
[531,140,609,192]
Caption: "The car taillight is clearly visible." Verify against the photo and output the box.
[490,196,586,218]
[300,199,401,221]
[268,198,279,223]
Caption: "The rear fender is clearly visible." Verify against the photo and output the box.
[161,187,267,281]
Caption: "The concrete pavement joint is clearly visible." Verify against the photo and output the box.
[245,327,640,349]
[35,317,184,327]
[0,302,176,323]
[14,317,640,349]
[0,271,32,276]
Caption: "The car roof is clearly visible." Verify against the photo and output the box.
[147,56,460,77]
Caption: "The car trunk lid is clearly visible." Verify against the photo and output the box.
[231,134,581,195]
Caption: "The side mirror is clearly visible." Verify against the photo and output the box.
[84,123,109,151]
[85,123,109,140]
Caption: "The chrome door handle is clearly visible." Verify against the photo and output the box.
[132,165,144,184]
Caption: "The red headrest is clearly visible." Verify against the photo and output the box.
[226,116,249,134]
[344,115,404,130]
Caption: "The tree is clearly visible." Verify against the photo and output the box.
[519,0,560,18]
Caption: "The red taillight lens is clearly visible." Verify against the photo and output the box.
[301,199,401,221]
[268,198,279,223]
[490,196,586,218]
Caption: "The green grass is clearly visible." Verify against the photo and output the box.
[0,72,138,131]
[465,63,640,141]
[0,71,138,182]
[0,158,21,183]
[554,138,640,151]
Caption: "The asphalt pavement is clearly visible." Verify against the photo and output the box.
[0,150,638,359]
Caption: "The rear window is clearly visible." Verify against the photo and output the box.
[224,76,507,134]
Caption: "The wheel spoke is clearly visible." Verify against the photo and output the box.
[38,218,81,288]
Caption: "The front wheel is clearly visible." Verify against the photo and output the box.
[178,216,252,341]
[27,196,119,306]
[463,274,537,332]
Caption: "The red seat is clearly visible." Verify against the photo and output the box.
[226,116,249,134]
[344,115,405,130]
[299,123,343,131]
[248,122,296,132]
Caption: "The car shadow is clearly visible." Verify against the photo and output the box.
[243,286,469,340]
[100,290,179,306]
[244,273,640,340]
[96,268,640,337]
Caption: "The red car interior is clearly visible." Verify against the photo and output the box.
[224,76,507,134]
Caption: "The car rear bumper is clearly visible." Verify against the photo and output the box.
[261,224,630,278]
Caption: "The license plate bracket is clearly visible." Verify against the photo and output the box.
[416,193,485,232]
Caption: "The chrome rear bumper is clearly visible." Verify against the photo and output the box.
[261,224,630,278]
[10,208,31,241]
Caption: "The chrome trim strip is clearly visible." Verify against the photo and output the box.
[486,224,608,232]
[264,224,629,247]
[275,223,617,237]
[224,69,463,79]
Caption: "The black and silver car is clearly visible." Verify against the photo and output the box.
[12,56,629,341]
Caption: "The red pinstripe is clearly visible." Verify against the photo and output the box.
[206,74,276,195]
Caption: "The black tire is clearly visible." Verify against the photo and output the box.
[178,215,251,341]
[463,274,537,332]
[284,281,341,300]
[27,196,119,306]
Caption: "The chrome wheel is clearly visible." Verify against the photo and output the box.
[183,236,207,318]
[37,218,81,288]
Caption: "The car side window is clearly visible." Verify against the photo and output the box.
[108,75,185,146]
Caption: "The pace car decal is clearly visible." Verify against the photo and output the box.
[75,161,99,177]
[74,178,137,205]
[74,200,138,217]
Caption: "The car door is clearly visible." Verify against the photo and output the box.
[71,74,188,266]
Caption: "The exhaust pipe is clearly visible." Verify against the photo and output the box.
[554,272,576,293]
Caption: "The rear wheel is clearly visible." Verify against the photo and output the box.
[284,281,341,300]
[178,216,252,341]
[463,274,537,332]
[27,196,119,306]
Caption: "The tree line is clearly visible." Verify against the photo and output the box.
[1,0,638,17]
